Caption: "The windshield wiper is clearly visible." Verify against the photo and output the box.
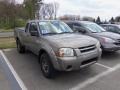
[92,32,98,33]
[42,32,73,35]
[42,33,58,35]
[59,32,73,34]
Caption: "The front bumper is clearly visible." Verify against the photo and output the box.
[102,43,120,52]
[56,48,101,71]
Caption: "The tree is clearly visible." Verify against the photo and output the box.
[59,15,80,20]
[40,2,59,20]
[96,16,101,24]
[24,0,38,19]
[110,17,115,24]
[0,0,16,28]
[0,0,26,29]
[93,19,96,22]
[115,16,120,22]
[103,20,108,24]
[53,2,59,19]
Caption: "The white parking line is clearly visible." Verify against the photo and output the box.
[70,64,120,90]
[0,50,27,90]
[95,63,112,69]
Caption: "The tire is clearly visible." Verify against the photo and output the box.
[40,53,56,79]
[16,39,25,53]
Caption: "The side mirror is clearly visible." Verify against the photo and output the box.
[73,26,86,33]
[30,30,39,37]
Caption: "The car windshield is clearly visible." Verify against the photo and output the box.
[38,21,73,35]
[82,23,106,33]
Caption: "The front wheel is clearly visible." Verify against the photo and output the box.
[16,39,25,53]
[40,53,56,79]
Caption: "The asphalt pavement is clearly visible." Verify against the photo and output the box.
[82,68,120,90]
[2,49,120,90]
[0,65,10,90]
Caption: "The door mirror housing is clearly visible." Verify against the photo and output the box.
[73,26,86,33]
[30,30,39,37]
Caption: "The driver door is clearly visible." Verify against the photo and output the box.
[28,22,40,54]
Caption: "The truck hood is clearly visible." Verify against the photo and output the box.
[93,32,120,40]
[44,33,98,48]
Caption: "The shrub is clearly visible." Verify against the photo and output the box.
[15,19,26,28]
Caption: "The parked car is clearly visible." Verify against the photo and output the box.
[14,20,101,78]
[65,21,120,52]
[101,24,120,34]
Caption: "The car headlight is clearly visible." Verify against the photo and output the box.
[57,48,74,57]
[101,37,115,43]
[96,42,101,48]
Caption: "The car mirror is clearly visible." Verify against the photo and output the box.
[73,26,86,33]
[30,30,39,37]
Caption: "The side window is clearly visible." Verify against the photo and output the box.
[67,23,74,29]
[108,26,116,32]
[29,22,39,36]
[73,23,81,27]
[102,26,108,30]
[108,26,119,33]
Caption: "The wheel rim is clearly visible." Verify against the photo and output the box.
[41,56,49,73]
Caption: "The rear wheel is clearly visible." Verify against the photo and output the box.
[16,39,25,53]
[40,53,56,79]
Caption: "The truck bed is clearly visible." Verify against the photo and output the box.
[14,27,26,40]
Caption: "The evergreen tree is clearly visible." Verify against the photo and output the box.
[110,17,115,24]
[96,16,101,24]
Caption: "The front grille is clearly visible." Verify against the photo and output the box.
[81,57,97,66]
[114,39,120,46]
[79,45,96,53]
[114,42,120,46]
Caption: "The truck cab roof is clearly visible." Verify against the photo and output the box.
[28,20,61,23]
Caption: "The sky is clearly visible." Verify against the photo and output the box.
[17,0,120,20]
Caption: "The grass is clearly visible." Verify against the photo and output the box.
[0,29,13,32]
[0,37,16,49]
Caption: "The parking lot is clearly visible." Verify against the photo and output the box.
[2,49,120,90]
[0,66,10,90]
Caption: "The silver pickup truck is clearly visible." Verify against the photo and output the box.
[14,20,101,78]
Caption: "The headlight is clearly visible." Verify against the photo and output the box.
[101,37,115,43]
[57,48,74,57]
[96,42,101,48]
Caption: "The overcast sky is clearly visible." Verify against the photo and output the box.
[18,0,120,20]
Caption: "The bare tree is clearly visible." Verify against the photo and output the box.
[40,2,59,20]
[0,0,26,29]
[53,2,59,19]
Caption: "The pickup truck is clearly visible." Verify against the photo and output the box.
[14,20,101,78]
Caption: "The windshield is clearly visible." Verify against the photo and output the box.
[38,21,73,35]
[82,23,106,33]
